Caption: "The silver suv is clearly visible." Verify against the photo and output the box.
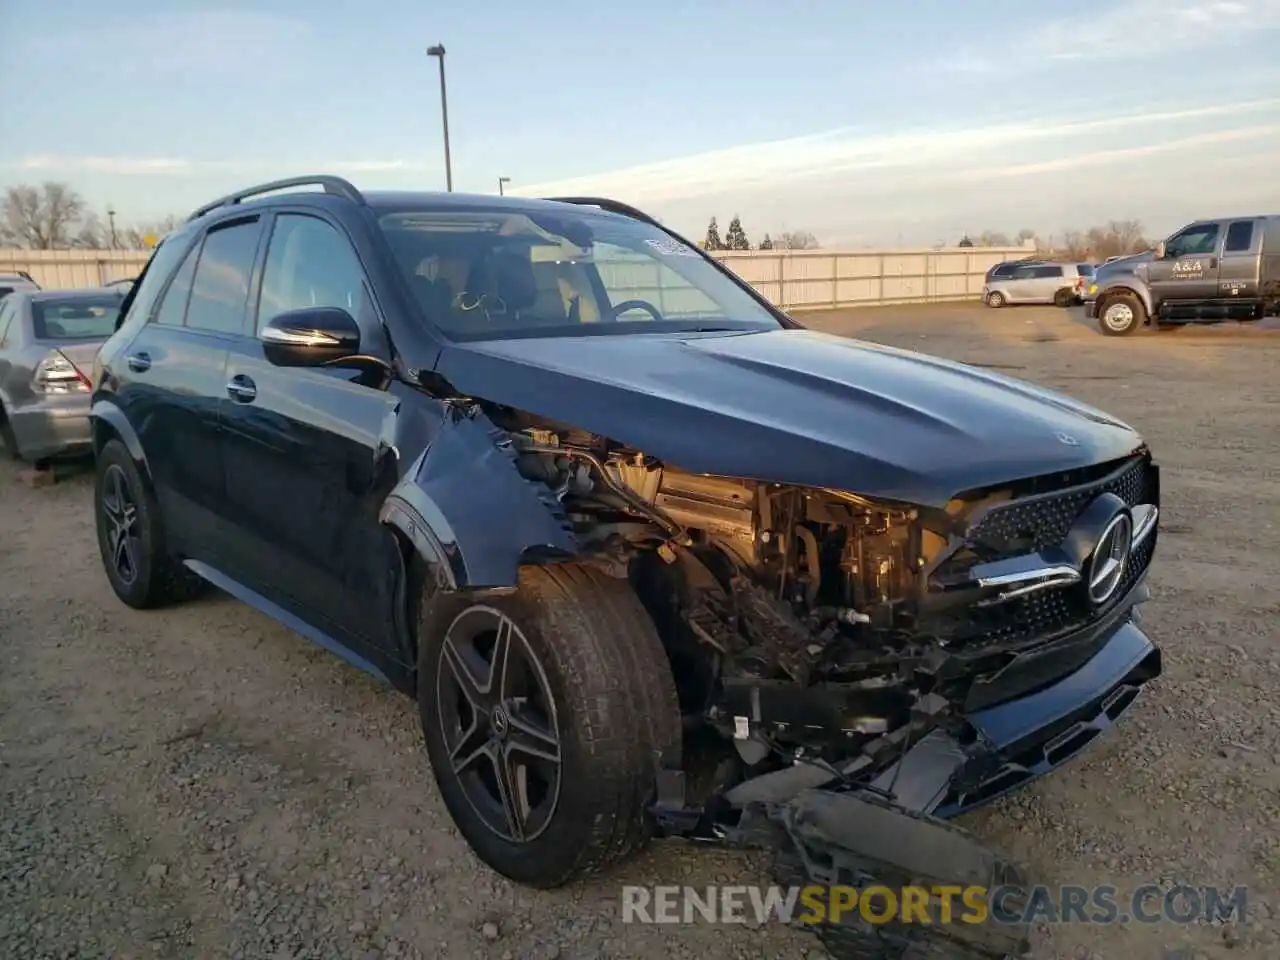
[983,261,1093,308]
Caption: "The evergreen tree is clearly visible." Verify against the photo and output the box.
[704,217,724,251]
[725,215,750,251]
[758,233,773,250]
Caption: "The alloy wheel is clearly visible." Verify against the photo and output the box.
[436,606,562,843]
[100,464,140,587]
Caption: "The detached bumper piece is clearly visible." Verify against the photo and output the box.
[753,790,1032,960]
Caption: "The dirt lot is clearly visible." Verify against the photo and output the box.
[2,303,1278,960]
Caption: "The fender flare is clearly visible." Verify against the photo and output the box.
[89,399,150,478]
[1097,282,1154,320]
[378,406,579,594]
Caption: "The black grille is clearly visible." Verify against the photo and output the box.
[955,533,1155,646]
[932,454,1158,649]
[968,456,1153,554]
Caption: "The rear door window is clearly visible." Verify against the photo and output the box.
[1031,265,1064,278]
[185,218,264,336]
[32,297,124,339]
[1224,220,1255,253]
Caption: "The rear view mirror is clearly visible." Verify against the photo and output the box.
[1154,240,1167,259]
[261,307,361,368]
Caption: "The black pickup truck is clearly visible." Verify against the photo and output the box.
[1084,215,1280,335]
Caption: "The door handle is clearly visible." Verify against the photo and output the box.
[126,352,151,373]
[1209,257,1217,268]
[225,375,257,403]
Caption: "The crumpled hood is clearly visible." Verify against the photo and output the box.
[434,327,1144,507]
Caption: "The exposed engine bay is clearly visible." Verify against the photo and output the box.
[498,409,1157,800]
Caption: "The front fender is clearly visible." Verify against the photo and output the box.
[379,405,578,591]
[1097,277,1155,317]
[89,399,149,476]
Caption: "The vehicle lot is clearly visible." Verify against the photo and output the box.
[2,302,1278,960]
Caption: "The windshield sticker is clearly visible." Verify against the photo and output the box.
[645,238,701,258]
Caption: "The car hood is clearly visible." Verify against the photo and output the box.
[433,328,1144,507]
[1098,251,1153,277]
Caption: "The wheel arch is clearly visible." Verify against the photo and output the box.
[90,400,152,481]
[379,406,583,670]
[1096,283,1154,321]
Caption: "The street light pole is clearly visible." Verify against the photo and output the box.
[426,44,453,192]
[106,206,118,249]
[498,176,510,196]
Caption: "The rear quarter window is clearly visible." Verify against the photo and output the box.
[117,232,198,331]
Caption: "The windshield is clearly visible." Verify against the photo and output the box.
[32,296,123,340]
[378,205,782,340]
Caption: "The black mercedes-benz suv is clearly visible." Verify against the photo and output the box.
[91,177,1161,960]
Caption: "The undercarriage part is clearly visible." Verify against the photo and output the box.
[765,790,1033,960]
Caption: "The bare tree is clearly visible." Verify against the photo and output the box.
[120,214,182,249]
[774,230,820,250]
[1,182,88,249]
[1015,228,1037,245]
[977,230,1011,247]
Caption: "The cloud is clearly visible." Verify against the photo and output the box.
[941,0,1280,73]
[510,98,1280,204]
[23,10,311,77]
[0,156,413,176]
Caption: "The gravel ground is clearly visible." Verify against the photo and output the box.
[2,303,1278,960]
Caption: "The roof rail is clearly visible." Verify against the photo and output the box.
[544,196,665,230]
[0,269,35,281]
[186,175,366,223]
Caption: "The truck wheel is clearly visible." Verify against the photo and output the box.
[1097,293,1145,336]
[417,563,681,889]
[1053,288,1074,308]
[985,291,1005,308]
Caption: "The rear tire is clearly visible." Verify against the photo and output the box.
[94,438,206,608]
[985,291,1005,308]
[1097,292,1145,336]
[417,562,682,888]
[1053,287,1075,307]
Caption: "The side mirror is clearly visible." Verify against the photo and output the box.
[261,307,361,368]
[1154,240,1168,259]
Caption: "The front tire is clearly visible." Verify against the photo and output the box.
[94,438,205,608]
[1097,292,1146,336]
[985,291,1005,308]
[417,563,681,888]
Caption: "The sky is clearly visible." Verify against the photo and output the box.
[2,0,1279,246]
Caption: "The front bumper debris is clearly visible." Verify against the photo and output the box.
[762,790,1033,959]
[651,614,1161,959]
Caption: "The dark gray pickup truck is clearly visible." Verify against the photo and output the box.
[1084,215,1280,335]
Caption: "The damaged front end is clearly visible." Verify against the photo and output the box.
[390,400,1163,958]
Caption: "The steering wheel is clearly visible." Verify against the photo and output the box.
[609,299,664,322]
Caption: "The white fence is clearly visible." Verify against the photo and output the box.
[1,245,1032,311]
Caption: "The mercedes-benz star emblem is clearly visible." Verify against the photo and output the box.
[1056,432,1080,446]
[1087,511,1133,605]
